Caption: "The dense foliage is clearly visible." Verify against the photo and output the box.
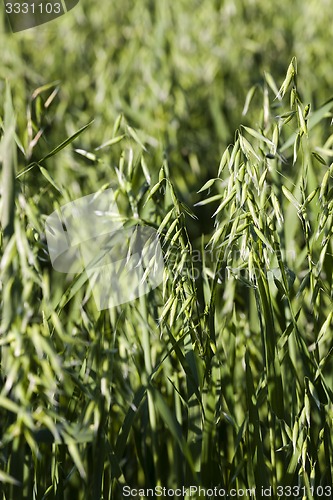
[1,1,333,498]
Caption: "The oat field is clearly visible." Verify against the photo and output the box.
[1,1,333,499]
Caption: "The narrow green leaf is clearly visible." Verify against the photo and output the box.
[40,120,94,162]
[39,166,62,193]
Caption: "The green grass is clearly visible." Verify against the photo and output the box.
[1,1,333,499]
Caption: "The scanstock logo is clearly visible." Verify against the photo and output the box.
[4,0,79,32]
[45,188,164,310]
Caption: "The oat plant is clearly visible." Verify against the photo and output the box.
[1,58,333,500]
